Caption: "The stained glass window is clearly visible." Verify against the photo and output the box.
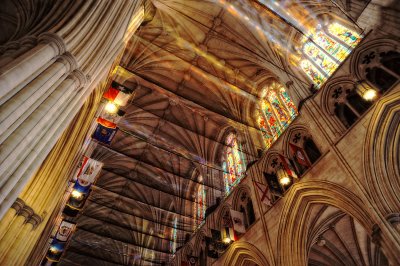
[303,42,338,74]
[194,182,206,224]
[300,60,326,87]
[314,31,348,61]
[328,23,361,48]
[222,133,245,194]
[169,217,177,253]
[257,83,298,148]
[301,23,361,87]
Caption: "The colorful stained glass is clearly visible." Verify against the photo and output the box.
[300,60,326,87]
[278,86,298,119]
[169,217,177,253]
[314,31,348,61]
[257,114,273,149]
[257,84,297,148]
[328,23,361,48]
[261,99,281,137]
[268,90,291,128]
[195,183,206,223]
[303,42,338,75]
[223,133,245,194]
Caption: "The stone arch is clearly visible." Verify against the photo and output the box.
[282,124,312,157]
[320,76,358,132]
[364,88,400,216]
[277,180,376,266]
[216,203,232,229]
[231,185,256,228]
[282,124,322,175]
[231,185,251,209]
[222,241,270,266]
[349,38,399,92]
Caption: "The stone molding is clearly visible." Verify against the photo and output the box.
[38,32,66,55]
[56,52,78,72]
[10,198,42,228]
[68,69,88,88]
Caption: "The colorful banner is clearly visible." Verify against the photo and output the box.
[289,143,311,167]
[46,239,66,262]
[97,117,117,129]
[77,156,103,184]
[104,85,131,106]
[55,220,76,242]
[279,155,298,178]
[92,123,118,144]
[254,181,272,206]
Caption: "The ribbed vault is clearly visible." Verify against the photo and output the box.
[59,0,354,265]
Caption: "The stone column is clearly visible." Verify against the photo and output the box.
[0,33,66,103]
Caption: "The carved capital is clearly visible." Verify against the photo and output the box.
[68,69,88,88]
[11,198,25,214]
[19,205,34,220]
[38,32,66,54]
[26,213,42,229]
[57,52,78,72]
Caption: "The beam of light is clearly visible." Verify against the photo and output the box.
[148,1,260,102]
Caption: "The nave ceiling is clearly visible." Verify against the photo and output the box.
[59,0,358,265]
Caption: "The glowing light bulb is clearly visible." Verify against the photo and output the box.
[223,237,231,244]
[105,102,118,114]
[277,168,291,186]
[279,176,291,186]
[362,88,377,101]
[71,190,83,199]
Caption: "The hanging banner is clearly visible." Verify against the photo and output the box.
[46,238,66,262]
[55,220,76,242]
[92,123,118,144]
[264,172,283,197]
[229,209,246,234]
[279,155,298,178]
[104,85,131,106]
[96,117,117,129]
[77,156,103,184]
[254,181,272,206]
[289,143,311,167]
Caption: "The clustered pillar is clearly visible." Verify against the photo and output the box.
[0,0,145,264]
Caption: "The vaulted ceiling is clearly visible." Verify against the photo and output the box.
[59,1,358,265]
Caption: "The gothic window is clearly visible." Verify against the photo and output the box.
[300,23,361,87]
[237,191,255,229]
[257,82,298,149]
[330,85,373,129]
[194,181,206,226]
[362,50,400,93]
[222,133,246,194]
[289,132,321,175]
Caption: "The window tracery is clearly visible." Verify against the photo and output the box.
[222,133,245,194]
[300,23,361,87]
[194,181,206,225]
[257,83,298,149]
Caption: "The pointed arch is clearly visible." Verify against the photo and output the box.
[216,203,232,229]
[277,181,376,266]
[222,241,271,266]
[364,88,400,216]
